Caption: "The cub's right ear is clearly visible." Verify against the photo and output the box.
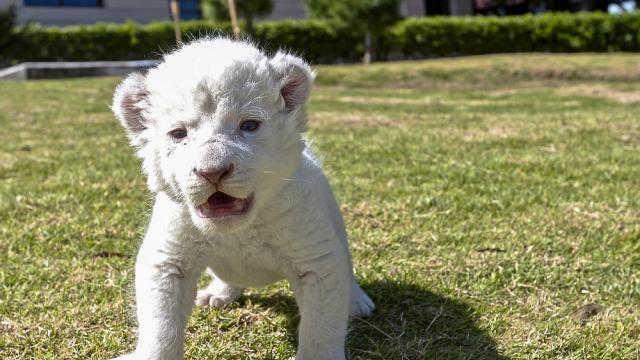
[112,72,150,146]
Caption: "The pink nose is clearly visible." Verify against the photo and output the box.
[194,164,234,185]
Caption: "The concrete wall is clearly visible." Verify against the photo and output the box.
[449,0,474,15]
[263,0,307,20]
[401,0,426,17]
[0,0,171,25]
[0,0,432,26]
[264,0,427,21]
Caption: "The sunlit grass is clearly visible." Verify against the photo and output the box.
[1,54,639,359]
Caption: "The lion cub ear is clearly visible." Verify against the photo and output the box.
[112,72,150,146]
[270,52,315,113]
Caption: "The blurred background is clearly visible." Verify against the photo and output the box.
[1,0,640,71]
[0,0,637,27]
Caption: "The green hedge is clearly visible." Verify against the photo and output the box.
[256,20,363,63]
[3,19,364,66]
[392,12,640,58]
[3,12,640,66]
[7,21,232,64]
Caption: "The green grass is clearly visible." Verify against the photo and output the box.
[1,53,639,359]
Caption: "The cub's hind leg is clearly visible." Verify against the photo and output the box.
[195,269,244,308]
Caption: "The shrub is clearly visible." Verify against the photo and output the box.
[0,5,17,66]
[391,12,640,58]
[3,12,640,66]
[7,21,234,63]
[306,0,401,61]
[256,20,363,63]
[5,19,363,65]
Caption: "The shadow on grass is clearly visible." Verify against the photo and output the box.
[349,281,508,359]
[246,280,508,360]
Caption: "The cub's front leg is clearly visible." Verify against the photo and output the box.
[113,194,205,360]
[291,252,352,360]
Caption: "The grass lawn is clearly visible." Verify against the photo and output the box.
[1,53,639,359]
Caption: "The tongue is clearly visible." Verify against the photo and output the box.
[207,192,236,208]
[197,192,245,218]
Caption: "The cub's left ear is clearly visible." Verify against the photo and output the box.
[270,52,315,113]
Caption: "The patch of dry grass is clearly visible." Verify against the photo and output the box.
[556,84,640,103]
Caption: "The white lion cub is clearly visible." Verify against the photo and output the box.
[111,38,374,360]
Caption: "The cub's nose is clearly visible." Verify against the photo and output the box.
[194,164,234,185]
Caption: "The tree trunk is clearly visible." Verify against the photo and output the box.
[245,15,254,36]
[227,0,240,39]
[169,0,182,46]
[364,31,372,65]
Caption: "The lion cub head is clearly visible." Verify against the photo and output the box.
[112,38,314,233]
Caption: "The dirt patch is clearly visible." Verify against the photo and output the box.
[571,303,603,323]
[455,99,523,107]
[91,251,129,259]
[310,111,396,128]
[320,95,516,107]
[0,319,18,335]
[430,125,519,142]
[557,84,640,104]
[336,96,429,106]
[343,201,385,229]
[313,94,429,105]
[488,88,524,97]
[0,152,17,171]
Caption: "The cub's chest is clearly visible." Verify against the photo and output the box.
[205,237,288,287]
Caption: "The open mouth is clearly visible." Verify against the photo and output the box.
[196,192,253,218]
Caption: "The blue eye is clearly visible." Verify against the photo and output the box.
[240,120,261,132]
[169,128,188,140]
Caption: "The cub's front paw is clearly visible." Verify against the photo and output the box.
[350,284,375,318]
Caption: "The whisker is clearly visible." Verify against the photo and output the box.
[256,169,314,184]
[279,177,313,184]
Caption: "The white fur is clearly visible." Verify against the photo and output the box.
[111,38,374,360]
